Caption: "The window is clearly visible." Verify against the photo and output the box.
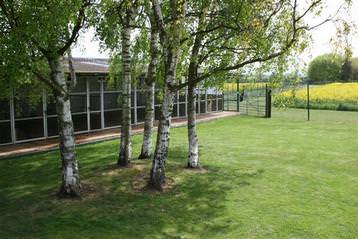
[179,104,186,117]
[200,102,206,114]
[211,100,217,111]
[179,90,186,103]
[89,76,101,92]
[104,110,121,127]
[155,106,161,120]
[0,122,11,144]
[0,99,11,143]
[90,112,101,130]
[15,118,44,141]
[173,104,178,117]
[72,76,87,93]
[14,97,43,119]
[136,91,145,107]
[0,99,10,120]
[218,98,223,111]
[70,95,87,113]
[90,93,101,111]
[137,108,145,122]
[47,116,59,136]
[72,114,88,132]
[104,93,120,110]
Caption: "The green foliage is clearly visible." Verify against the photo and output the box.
[108,54,122,90]
[340,57,358,82]
[307,53,344,83]
[0,0,90,100]
[341,60,353,82]
[177,0,321,90]
[351,58,358,81]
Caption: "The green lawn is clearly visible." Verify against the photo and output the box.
[0,109,358,238]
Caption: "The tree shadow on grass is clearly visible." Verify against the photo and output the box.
[0,143,264,238]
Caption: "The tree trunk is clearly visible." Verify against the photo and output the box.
[149,0,185,190]
[139,17,160,159]
[138,80,155,159]
[118,19,132,167]
[150,84,175,189]
[49,57,81,198]
[185,6,206,169]
[187,85,199,168]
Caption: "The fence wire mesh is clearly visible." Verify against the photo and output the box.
[223,81,269,117]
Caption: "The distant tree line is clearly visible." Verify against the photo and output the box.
[308,53,358,83]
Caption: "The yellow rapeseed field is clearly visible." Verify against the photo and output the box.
[281,83,358,103]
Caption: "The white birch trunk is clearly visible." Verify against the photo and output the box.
[185,7,206,169]
[150,84,175,189]
[139,21,160,159]
[118,20,132,167]
[187,85,199,168]
[49,57,81,198]
[150,0,185,190]
[138,81,155,159]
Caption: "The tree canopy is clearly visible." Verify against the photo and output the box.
[308,53,344,83]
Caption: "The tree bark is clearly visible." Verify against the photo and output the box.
[149,49,179,190]
[187,85,199,168]
[150,83,175,189]
[118,14,133,167]
[49,57,81,198]
[149,0,185,190]
[139,15,160,159]
[138,80,155,159]
[185,5,206,169]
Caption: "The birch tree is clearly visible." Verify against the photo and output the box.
[149,0,186,190]
[149,0,330,188]
[117,2,137,166]
[0,0,92,197]
[138,6,160,159]
[93,0,140,166]
[177,0,333,169]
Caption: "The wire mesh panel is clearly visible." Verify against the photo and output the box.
[223,80,268,117]
[272,78,358,121]
[223,83,238,111]
[238,84,267,117]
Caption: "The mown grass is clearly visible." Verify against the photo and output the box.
[0,109,358,238]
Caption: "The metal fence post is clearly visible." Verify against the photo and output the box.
[236,78,240,112]
[197,88,200,114]
[177,90,180,118]
[10,88,16,144]
[86,77,90,133]
[100,77,105,129]
[134,84,137,124]
[205,89,207,113]
[265,84,272,118]
[185,86,188,116]
[216,89,219,112]
[43,89,48,138]
[307,79,310,121]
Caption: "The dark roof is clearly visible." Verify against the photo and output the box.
[64,57,109,74]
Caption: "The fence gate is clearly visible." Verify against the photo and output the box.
[223,81,271,117]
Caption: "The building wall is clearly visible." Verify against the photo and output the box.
[0,74,223,145]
